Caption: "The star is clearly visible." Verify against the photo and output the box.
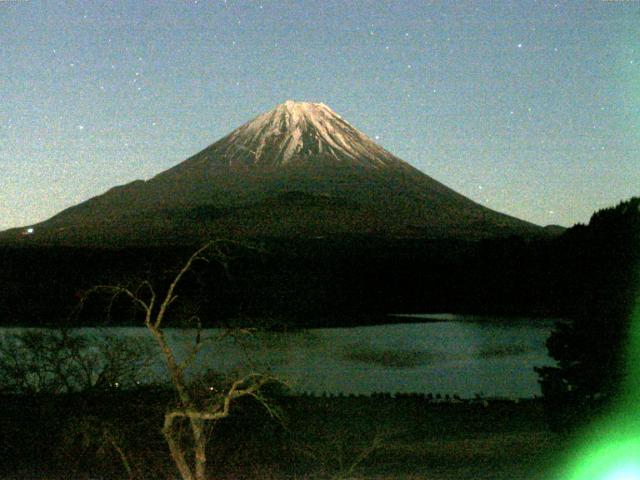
[517,43,523,49]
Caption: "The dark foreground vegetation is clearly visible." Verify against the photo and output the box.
[0,389,567,480]
[1,197,638,330]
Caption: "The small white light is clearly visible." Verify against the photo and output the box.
[26,228,34,234]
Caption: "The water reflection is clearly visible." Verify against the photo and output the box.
[0,315,558,398]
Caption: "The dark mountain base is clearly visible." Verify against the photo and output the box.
[1,213,636,328]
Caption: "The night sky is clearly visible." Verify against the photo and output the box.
[1,0,638,230]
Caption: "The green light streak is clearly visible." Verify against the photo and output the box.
[555,271,640,478]
[561,430,640,480]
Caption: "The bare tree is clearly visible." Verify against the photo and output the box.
[0,328,156,394]
[87,240,277,480]
[0,329,158,479]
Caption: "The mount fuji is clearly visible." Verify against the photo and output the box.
[3,101,544,245]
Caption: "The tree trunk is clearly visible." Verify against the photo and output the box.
[163,414,195,480]
[191,418,207,480]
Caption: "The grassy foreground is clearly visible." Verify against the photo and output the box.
[1,391,570,479]
[280,395,566,480]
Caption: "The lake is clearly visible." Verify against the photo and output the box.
[0,314,560,399]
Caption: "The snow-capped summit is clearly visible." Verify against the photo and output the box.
[186,100,405,170]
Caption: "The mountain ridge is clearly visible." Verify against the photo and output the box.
[1,100,545,245]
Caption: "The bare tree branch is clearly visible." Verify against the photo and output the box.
[73,240,275,480]
[155,241,216,329]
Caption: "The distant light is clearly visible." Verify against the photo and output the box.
[26,228,34,235]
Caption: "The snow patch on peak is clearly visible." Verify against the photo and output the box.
[222,100,399,168]
[274,101,344,125]
[281,99,325,110]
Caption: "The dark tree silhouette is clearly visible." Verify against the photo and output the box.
[536,197,640,432]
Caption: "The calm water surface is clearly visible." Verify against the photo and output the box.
[1,314,560,398]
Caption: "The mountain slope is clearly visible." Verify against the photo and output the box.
[1,101,543,245]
